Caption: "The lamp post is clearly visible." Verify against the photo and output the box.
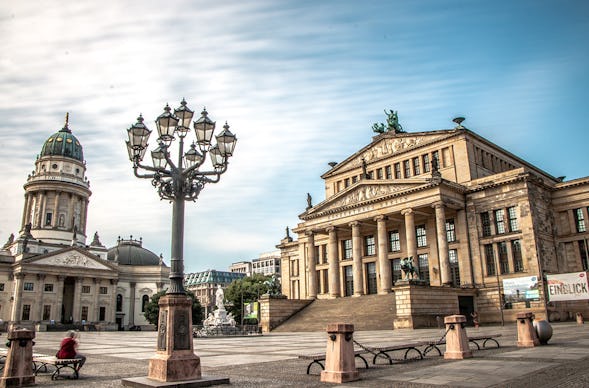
[124,99,236,384]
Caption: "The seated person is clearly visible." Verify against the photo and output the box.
[56,330,86,371]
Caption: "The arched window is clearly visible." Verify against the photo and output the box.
[116,294,123,312]
[142,295,149,312]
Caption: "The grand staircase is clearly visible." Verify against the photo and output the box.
[272,293,396,332]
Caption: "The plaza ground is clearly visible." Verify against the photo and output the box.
[22,321,589,387]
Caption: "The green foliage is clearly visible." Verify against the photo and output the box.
[224,274,272,324]
[143,289,203,326]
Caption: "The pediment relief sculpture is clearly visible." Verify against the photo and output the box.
[316,183,417,212]
[34,252,110,270]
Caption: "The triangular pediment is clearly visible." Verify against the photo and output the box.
[25,248,114,271]
[323,131,454,178]
[304,180,431,217]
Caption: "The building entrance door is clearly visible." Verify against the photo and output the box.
[62,277,75,323]
[458,296,475,326]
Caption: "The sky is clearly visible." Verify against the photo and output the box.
[0,0,587,273]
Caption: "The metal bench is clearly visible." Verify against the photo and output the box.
[33,356,81,380]
[298,350,369,374]
[467,334,502,350]
[368,341,433,365]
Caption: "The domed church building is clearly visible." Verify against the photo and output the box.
[0,115,169,330]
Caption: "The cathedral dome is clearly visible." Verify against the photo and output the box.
[107,237,163,266]
[40,114,84,162]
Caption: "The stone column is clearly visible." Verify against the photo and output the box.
[52,192,61,228]
[320,323,359,383]
[20,193,30,231]
[350,222,364,297]
[55,276,65,323]
[376,216,391,294]
[110,280,118,323]
[81,198,89,236]
[10,273,25,322]
[456,208,472,285]
[36,274,46,321]
[37,192,46,227]
[67,194,75,231]
[129,282,136,327]
[92,278,100,322]
[327,227,341,298]
[306,232,318,299]
[434,202,451,285]
[401,208,418,276]
[72,277,82,323]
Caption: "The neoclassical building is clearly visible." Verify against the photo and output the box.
[277,117,589,326]
[0,115,169,330]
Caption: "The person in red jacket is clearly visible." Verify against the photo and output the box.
[56,330,86,370]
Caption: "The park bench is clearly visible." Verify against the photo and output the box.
[422,333,502,355]
[368,340,435,365]
[298,350,370,374]
[32,355,81,380]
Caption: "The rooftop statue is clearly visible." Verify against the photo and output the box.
[372,109,406,134]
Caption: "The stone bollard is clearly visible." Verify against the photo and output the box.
[0,328,35,388]
[443,315,472,360]
[516,312,540,347]
[576,312,584,325]
[320,323,359,383]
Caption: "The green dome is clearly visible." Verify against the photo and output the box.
[40,116,84,162]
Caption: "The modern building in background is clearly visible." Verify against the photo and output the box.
[277,117,589,326]
[228,261,252,277]
[252,250,281,277]
[0,116,169,330]
[184,270,246,317]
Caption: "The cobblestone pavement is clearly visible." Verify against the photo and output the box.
[12,321,589,387]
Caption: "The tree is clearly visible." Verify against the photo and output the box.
[143,289,203,326]
[224,274,272,325]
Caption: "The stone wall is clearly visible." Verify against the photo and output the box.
[259,295,312,333]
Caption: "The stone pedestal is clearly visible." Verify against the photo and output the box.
[576,312,584,325]
[443,315,472,360]
[320,323,359,383]
[122,294,229,387]
[516,312,540,347]
[0,328,35,387]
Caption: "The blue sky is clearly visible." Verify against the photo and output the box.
[0,0,587,273]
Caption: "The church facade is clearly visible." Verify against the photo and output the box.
[277,117,589,327]
[0,116,169,330]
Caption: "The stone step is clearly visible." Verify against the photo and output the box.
[273,293,396,332]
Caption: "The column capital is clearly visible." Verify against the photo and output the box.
[401,208,413,216]
[325,226,336,233]
[305,230,315,237]
[348,221,360,228]
[36,273,46,281]
[14,272,25,280]
[432,201,445,209]
[374,215,387,222]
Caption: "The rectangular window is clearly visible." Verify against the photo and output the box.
[498,241,509,274]
[376,168,383,179]
[446,219,456,242]
[368,170,374,179]
[45,212,52,226]
[418,254,430,284]
[574,208,586,233]
[352,176,358,184]
[322,245,328,262]
[82,285,91,293]
[385,165,392,179]
[43,305,51,320]
[416,225,427,247]
[0,283,5,291]
[366,262,377,295]
[578,240,589,271]
[313,245,320,264]
[24,282,34,291]
[389,230,401,252]
[394,163,401,179]
[512,240,524,272]
[403,160,411,178]
[485,244,496,276]
[481,212,492,237]
[344,178,350,188]
[423,154,431,173]
[44,284,54,292]
[81,306,88,321]
[344,265,354,297]
[392,258,402,284]
[432,150,440,169]
[494,209,506,234]
[22,304,31,320]
[365,235,376,256]
[508,206,519,232]
[342,239,353,260]
[99,306,106,321]
[449,249,460,286]
[323,269,329,294]
[99,286,108,295]
[413,157,420,175]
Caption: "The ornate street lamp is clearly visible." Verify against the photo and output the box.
[124,99,236,384]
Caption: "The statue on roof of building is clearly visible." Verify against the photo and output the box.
[372,109,406,134]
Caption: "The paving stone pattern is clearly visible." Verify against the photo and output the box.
[20,322,589,387]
